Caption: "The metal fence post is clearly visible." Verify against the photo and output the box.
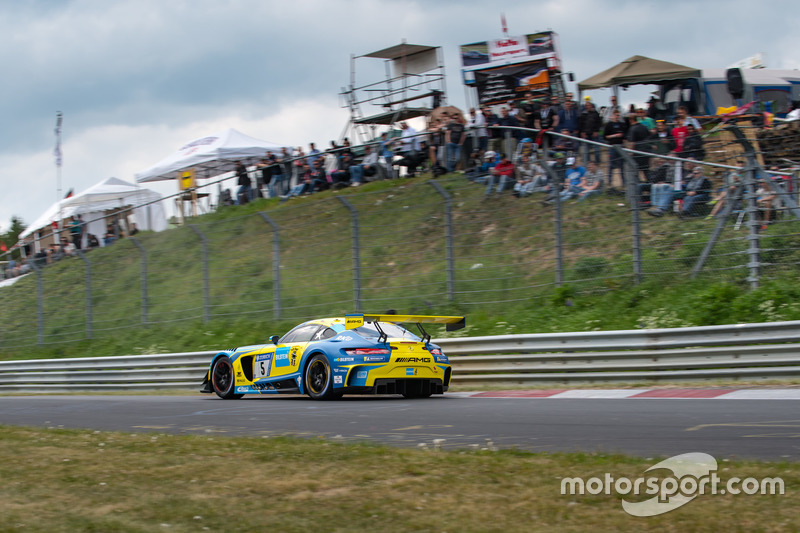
[75,250,93,339]
[336,196,361,312]
[428,181,455,301]
[129,237,148,324]
[541,135,564,286]
[614,146,644,284]
[189,224,210,322]
[257,212,282,319]
[29,260,44,345]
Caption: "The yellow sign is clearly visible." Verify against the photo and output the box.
[179,169,196,190]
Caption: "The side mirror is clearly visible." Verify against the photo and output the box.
[270,335,280,345]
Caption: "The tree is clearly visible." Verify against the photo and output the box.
[1,216,27,258]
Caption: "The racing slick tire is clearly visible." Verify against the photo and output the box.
[211,357,244,400]
[304,354,338,400]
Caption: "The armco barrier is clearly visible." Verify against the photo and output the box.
[1,321,800,392]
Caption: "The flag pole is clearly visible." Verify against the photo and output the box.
[55,112,63,234]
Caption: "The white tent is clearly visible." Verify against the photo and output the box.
[135,128,291,183]
[20,177,167,248]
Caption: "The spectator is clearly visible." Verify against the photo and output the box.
[625,113,651,184]
[349,145,386,185]
[468,107,489,155]
[496,107,520,155]
[307,142,321,166]
[464,150,484,181]
[255,157,271,198]
[541,152,569,204]
[427,117,446,171]
[379,132,395,175]
[267,153,287,198]
[604,109,628,187]
[551,129,578,156]
[282,163,314,201]
[129,223,139,236]
[577,161,605,201]
[707,163,744,219]
[513,137,537,164]
[756,178,778,230]
[61,237,76,256]
[650,120,675,156]
[670,116,689,155]
[578,101,602,164]
[235,161,252,205]
[397,121,421,177]
[683,124,705,160]
[519,91,539,131]
[676,105,701,130]
[535,99,559,143]
[87,233,100,249]
[676,166,712,217]
[485,153,515,197]
[309,158,329,191]
[644,158,674,216]
[602,95,624,124]
[331,152,355,188]
[637,107,656,132]
[104,224,117,246]
[559,157,587,201]
[558,98,579,136]
[67,215,84,250]
[444,114,466,173]
[513,155,548,197]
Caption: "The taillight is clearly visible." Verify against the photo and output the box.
[344,348,391,356]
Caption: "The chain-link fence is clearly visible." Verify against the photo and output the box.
[2,122,799,350]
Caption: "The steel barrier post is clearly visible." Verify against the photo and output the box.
[257,212,282,319]
[613,146,643,284]
[541,135,564,286]
[74,250,93,339]
[29,260,44,345]
[336,196,361,312]
[428,181,455,301]
[129,237,148,324]
[189,225,210,322]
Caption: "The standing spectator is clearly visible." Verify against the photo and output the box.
[683,124,705,160]
[486,107,503,154]
[485,153,516,197]
[268,153,287,198]
[625,113,651,184]
[558,98,579,136]
[519,91,539,131]
[604,109,628,187]
[235,161,252,205]
[637,108,656,132]
[468,107,489,155]
[578,101,602,164]
[535,99,559,147]
[67,215,84,250]
[497,107,520,156]
[255,157,271,198]
[307,142,321,166]
[676,105,701,130]
[602,95,624,124]
[444,115,466,173]
[670,116,689,155]
[650,120,675,156]
[428,117,446,171]
[397,121,421,177]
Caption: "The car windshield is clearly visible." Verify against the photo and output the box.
[352,321,421,341]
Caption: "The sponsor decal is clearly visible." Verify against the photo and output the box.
[333,368,347,373]
[364,356,387,362]
[275,347,290,367]
[237,372,242,377]
[357,371,368,379]
[256,352,273,361]
[255,352,273,378]
[434,356,449,363]
[334,376,343,384]
[236,386,250,393]
[406,368,417,376]
[335,357,355,363]
[335,335,353,341]
[395,357,431,363]
[290,347,299,366]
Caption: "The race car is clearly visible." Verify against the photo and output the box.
[200,313,465,400]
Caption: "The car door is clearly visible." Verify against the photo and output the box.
[268,324,323,378]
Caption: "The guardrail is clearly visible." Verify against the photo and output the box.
[1,321,800,392]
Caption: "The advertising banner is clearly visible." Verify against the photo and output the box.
[460,31,558,75]
[474,60,550,106]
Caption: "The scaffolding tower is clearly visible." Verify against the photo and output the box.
[339,41,447,145]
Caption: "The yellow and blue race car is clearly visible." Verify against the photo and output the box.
[200,313,465,400]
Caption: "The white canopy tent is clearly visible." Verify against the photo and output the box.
[20,177,167,249]
[135,128,292,183]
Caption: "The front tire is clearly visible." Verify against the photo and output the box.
[211,357,243,399]
[304,354,337,400]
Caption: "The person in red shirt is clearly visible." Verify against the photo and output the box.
[485,153,516,197]
[670,115,689,154]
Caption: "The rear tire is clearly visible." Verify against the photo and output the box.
[304,354,337,400]
[211,357,243,399]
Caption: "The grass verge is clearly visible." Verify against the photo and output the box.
[0,425,796,532]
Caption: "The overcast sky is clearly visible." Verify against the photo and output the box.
[2,0,798,232]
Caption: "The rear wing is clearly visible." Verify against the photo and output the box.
[345,313,466,332]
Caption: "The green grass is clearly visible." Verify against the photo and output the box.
[3,171,800,361]
[0,425,796,532]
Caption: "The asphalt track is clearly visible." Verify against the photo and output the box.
[1,393,799,461]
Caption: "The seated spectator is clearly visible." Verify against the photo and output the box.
[577,161,605,201]
[650,120,674,156]
[513,137,537,164]
[104,225,117,246]
[331,152,355,188]
[756,178,778,230]
[559,157,586,201]
[61,237,76,257]
[644,158,674,216]
[86,233,100,249]
[282,163,315,201]
[513,155,548,197]
[676,167,712,217]
[309,158,329,192]
[349,145,386,185]
[485,153,515,197]
[465,150,484,181]
[707,163,744,219]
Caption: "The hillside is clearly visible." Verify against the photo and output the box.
[2,171,800,361]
